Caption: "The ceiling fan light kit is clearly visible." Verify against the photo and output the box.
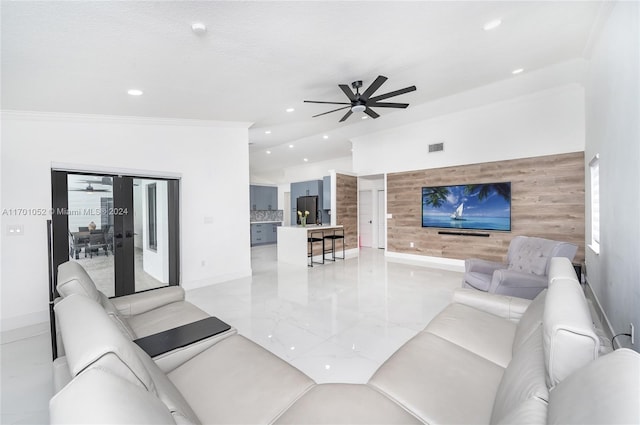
[304,75,416,122]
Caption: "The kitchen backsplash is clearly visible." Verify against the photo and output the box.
[250,210,283,222]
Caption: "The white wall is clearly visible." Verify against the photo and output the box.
[253,155,353,185]
[351,84,585,175]
[0,112,252,331]
[584,2,640,351]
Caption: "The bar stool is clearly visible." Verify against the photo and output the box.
[308,230,325,267]
[323,228,345,261]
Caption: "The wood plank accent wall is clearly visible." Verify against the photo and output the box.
[387,152,585,263]
[335,173,358,250]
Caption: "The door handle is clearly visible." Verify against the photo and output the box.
[125,231,133,238]
[115,233,123,239]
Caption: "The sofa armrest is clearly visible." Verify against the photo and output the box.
[465,258,506,274]
[489,270,548,300]
[111,286,185,316]
[452,288,531,322]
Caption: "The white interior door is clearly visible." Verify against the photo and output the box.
[359,191,373,248]
[377,190,385,249]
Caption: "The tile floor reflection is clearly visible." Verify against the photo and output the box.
[186,246,463,383]
[0,246,463,423]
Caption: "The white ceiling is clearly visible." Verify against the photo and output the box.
[1,1,602,176]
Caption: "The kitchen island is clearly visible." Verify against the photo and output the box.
[277,224,344,267]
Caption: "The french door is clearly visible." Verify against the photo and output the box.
[51,170,180,297]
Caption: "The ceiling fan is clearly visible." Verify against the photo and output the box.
[79,177,113,186]
[70,184,111,193]
[304,75,416,122]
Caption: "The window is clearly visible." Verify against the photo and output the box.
[148,183,157,251]
[589,154,600,254]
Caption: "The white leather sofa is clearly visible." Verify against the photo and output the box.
[50,258,639,424]
[54,261,236,383]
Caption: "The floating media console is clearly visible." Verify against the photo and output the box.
[438,231,490,237]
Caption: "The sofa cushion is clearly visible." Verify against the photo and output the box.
[424,303,516,367]
[490,326,548,424]
[508,238,552,276]
[547,349,640,425]
[369,332,504,424]
[273,384,421,424]
[543,261,599,386]
[127,301,210,339]
[56,261,101,303]
[512,289,547,353]
[54,294,156,392]
[168,335,314,425]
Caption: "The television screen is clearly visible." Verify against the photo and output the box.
[422,182,511,231]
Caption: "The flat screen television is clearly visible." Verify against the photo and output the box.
[421,182,511,231]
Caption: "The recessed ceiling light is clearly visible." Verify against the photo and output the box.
[266,150,271,154]
[512,68,524,75]
[303,158,308,162]
[286,107,295,113]
[191,22,207,34]
[289,144,294,148]
[127,89,143,96]
[483,19,502,31]
[323,135,329,139]
[265,130,271,134]
[325,364,331,370]
[361,116,368,120]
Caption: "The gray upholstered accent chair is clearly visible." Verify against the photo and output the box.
[463,236,578,299]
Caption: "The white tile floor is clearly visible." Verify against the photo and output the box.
[0,246,463,423]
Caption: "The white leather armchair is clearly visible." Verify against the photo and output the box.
[463,236,578,299]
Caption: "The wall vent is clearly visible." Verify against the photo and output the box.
[428,142,444,153]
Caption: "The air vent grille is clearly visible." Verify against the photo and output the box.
[428,142,444,153]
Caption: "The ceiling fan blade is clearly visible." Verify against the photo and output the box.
[339,109,353,122]
[368,85,417,102]
[360,75,388,101]
[339,84,357,101]
[364,107,380,119]
[312,106,350,118]
[367,102,410,109]
[304,100,351,105]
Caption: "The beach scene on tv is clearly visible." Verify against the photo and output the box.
[422,182,511,231]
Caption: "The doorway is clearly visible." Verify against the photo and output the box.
[51,170,180,297]
[359,190,373,247]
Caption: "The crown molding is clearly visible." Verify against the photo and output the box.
[1,110,253,129]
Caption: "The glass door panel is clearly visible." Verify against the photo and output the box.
[133,178,170,292]
[66,174,116,296]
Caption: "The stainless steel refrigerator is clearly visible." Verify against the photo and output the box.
[296,196,318,225]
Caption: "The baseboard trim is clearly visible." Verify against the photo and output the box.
[0,310,50,337]
[385,251,465,272]
[183,269,253,291]
[584,281,616,345]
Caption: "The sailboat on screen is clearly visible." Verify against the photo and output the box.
[450,203,464,220]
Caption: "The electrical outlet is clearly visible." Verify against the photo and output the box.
[409,242,414,248]
[631,323,635,345]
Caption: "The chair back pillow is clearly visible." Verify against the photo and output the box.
[55,294,155,392]
[57,261,101,303]
[543,259,599,386]
[512,290,546,353]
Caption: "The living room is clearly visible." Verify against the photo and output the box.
[1,1,638,424]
